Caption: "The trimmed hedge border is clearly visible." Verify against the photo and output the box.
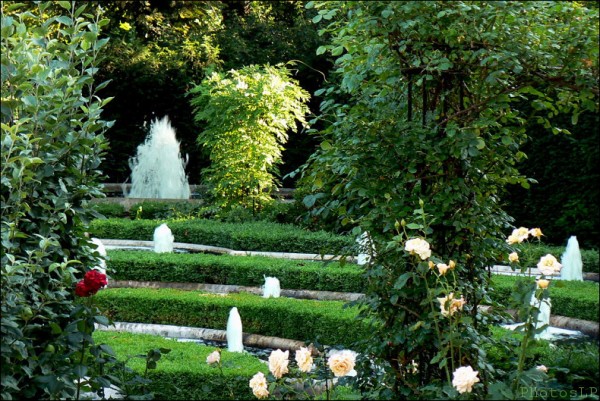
[106,250,364,293]
[94,288,368,347]
[489,276,599,322]
[104,250,599,321]
[89,218,354,254]
[93,331,267,400]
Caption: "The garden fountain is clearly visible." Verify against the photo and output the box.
[153,223,174,253]
[126,116,190,199]
[560,236,583,281]
[531,294,552,340]
[227,307,244,353]
[90,237,107,275]
[263,276,281,298]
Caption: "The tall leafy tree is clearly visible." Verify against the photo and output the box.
[189,64,310,211]
[299,1,598,398]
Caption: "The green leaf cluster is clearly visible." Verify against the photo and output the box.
[189,64,310,212]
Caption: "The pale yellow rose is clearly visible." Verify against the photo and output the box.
[428,260,435,269]
[327,350,357,377]
[536,365,548,373]
[206,350,220,365]
[452,366,480,394]
[295,347,313,373]
[268,349,289,379]
[536,279,550,289]
[508,252,519,263]
[249,372,269,399]
[529,228,543,238]
[438,293,466,317]
[506,227,529,244]
[449,260,456,270]
[537,254,562,276]
[437,263,449,275]
[404,238,431,260]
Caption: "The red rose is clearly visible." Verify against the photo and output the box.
[75,280,93,297]
[83,270,107,291]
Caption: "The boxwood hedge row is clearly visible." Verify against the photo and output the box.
[93,331,267,400]
[94,288,369,347]
[106,250,364,293]
[489,276,599,322]
[89,218,355,254]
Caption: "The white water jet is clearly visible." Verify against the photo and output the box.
[226,307,244,353]
[530,293,552,340]
[127,116,190,199]
[356,232,375,265]
[90,238,108,284]
[153,223,174,253]
[263,276,281,298]
[560,236,583,281]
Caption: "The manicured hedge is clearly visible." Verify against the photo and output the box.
[95,288,368,347]
[489,276,599,321]
[92,331,267,400]
[89,218,355,254]
[106,250,364,293]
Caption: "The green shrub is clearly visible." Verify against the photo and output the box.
[89,218,355,254]
[92,202,127,218]
[93,331,267,400]
[107,250,364,293]
[129,201,205,220]
[95,288,367,346]
[489,276,599,321]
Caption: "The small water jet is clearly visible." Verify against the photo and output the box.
[127,116,190,199]
[153,224,174,253]
[530,293,552,340]
[227,307,244,353]
[560,236,583,281]
[263,276,281,298]
[90,237,107,275]
[356,232,375,265]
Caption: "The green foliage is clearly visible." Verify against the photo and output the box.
[128,200,205,220]
[107,249,364,293]
[94,288,367,347]
[0,2,120,399]
[91,201,127,218]
[88,218,354,254]
[297,1,599,398]
[93,331,267,400]
[189,64,310,211]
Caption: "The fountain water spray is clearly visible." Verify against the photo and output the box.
[127,116,190,199]
[560,236,583,281]
[530,293,552,340]
[263,276,281,298]
[153,224,174,253]
[226,307,244,352]
[90,238,108,284]
[356,232,375,265]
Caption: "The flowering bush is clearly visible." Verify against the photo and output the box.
[75,270,108,297]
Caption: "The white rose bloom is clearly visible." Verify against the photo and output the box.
[452,366,480,394]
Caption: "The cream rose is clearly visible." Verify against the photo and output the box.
[448,260,456,270]
[529,228,543,238]
[536,279,550,289]
[537,254,562,276]
[452,366,480,394]
[508,252,519,263]
[268,349,289,379]
[506,227,530,244]
[295,347,313,373]
[438,293,466,317]
[327,350,357,377]
[404,238,432,260]
[436,263,449,275]
[206,350,220,365]
[249,372,269,399]
[536,365,548,373]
